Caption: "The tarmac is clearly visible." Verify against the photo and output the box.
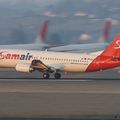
[0,79,119,119]
[0,67,120,79]
[0,68,119,119]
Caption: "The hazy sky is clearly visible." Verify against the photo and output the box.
[0,0,60,5]
[0,0,119,44]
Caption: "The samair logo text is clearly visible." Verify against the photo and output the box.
[0,51,33,60]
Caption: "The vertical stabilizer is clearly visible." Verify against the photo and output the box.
[100,34,120,57]
[35,20,49,44]
[86,35,120,72]
[98,19,111,43]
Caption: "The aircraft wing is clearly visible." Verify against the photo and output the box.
[31,60,63,72]
[47,43,108,53]
[16,59,63,73]
[31,60,49,71]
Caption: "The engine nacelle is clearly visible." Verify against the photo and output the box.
[15,63,34,73]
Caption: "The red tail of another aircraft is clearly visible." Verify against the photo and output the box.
[40,20,49,41]
[35,20,49,44]
[99,19,111,43]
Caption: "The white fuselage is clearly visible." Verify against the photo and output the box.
[0,49,97,72]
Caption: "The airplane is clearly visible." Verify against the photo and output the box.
[0,20,50,50]
[48,19,112,53]
[0,34,120,79]
[0,19,111,54]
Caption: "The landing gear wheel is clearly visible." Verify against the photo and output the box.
[43,73,50,79]
[54,73,61,79]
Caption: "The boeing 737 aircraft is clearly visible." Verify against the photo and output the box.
[0,34,119,79]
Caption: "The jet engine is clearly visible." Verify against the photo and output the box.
[15,63,34,73]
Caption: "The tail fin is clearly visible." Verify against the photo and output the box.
[35,20,49,44]
[101,34,120,57]
[40,20,49,41]
[99,19,111,43]
[86,35,120,72]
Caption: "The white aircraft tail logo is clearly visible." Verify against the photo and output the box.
[114,40,120,49]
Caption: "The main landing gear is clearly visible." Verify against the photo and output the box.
[31,59,61,79]
[42,72,61,79]
[54,73,61,79]
[43,73,50,79]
